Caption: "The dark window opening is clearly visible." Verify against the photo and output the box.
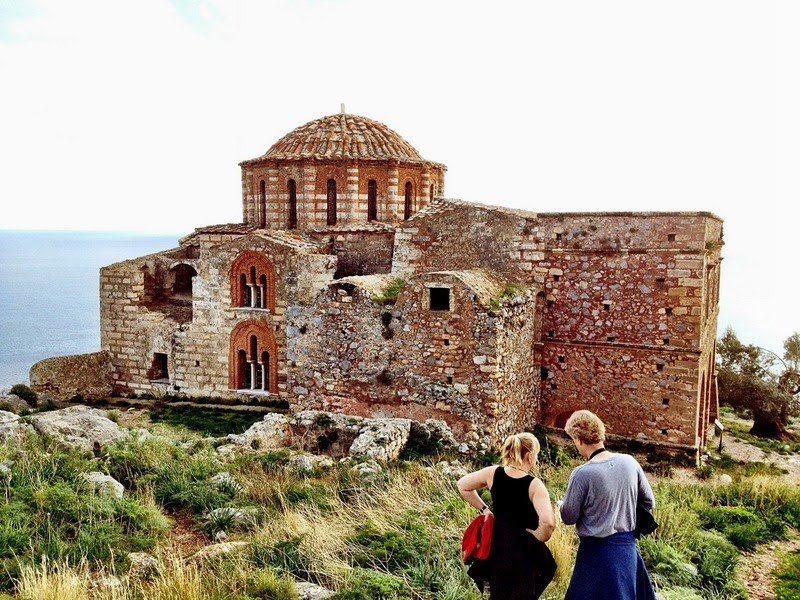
[662,398,670,406]
[148,353,169,381]
[259,180,266,228]
[661,428,668,435]
[547,299,554,308]
[429,287,451,311]
[367,179,377,221]
[547,330,555,339]
[327,179,337,225]
[603,302,611,311]
[558,355,565,363]
[656,277,666,286]
[667,233,676,242]
[429,183,435,201]
[555,233,562,242]
[665,307,673,315]
[237,349,250,389]
[404,181,413,220]
[656,361,665,371]
[607,336,616,342]
[550,382,558,390]
[288,179,298,229]
[446,376,453,384]
[663,337,670,345]
[540,366,549,380]
[553,275,560,282]
[195,360,200,367]
[443,339,450,346]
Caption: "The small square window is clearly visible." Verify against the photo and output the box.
[547,330,555,339]
[662,398,670,406]
[667,233,676,242]
[665,307,673,315]
[429,287,450,311]
[148,353,169,381]
[558,355,565,363]
[656,277,666,286]
[446,376,453,384]
[540,367,549,380]
[663,337,670,345]
[656,362,665,372]
[553,275,561,282]
[547,299,554,308]
[607,336,616,342]
[443,338,450,346]
[550,382,558,390]
[555,233,563,242]
[603,302,611,311]
[195,360,200,367]
[661,428,669,435]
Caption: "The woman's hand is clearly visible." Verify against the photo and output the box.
[482,508,494,521]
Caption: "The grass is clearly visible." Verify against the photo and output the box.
[488,283,529,310]
[775,550,800,600]
[371,278,406,305]
[147,406,264,437]
[0,408,798,599]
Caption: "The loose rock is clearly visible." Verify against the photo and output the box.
[82,472,125,499]
[296,581,334,599]
[128,552,160,579]
[349,418,411,462]
[28,406,126,452]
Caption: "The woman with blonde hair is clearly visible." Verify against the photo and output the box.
[560,410,656,600]
[457,432,557,599]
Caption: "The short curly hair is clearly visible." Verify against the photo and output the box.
[564,410,606,445]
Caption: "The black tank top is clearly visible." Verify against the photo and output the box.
[490,466,540,531]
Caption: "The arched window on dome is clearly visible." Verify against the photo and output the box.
[367,179,378,222]
[404,181,413,220]
[327,179,337,226]
[258,180,266,228]
[430,183,435,202]
[287,179,298,229]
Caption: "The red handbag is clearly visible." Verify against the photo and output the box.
[461,514,494,563]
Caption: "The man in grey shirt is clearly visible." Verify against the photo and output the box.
[558,409,657,600]
[560,453,655,538]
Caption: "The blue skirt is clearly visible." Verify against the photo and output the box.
[565,532,656,600]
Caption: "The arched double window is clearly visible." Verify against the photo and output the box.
[367,179,378,221]
[287,179,298,229]
[258,180,266,228]
[404,181,413,220]
[229,320,277,392]
[327,179,337,225]
[230,251,276,311]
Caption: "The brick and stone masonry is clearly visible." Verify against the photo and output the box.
[30,110,722,457]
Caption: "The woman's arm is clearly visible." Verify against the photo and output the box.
[637,462,656,510]
[526,479,556,542]
[559,469,586,525]
[457,466,495,516]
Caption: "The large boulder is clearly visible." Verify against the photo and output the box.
[28,351,114,400]
[287,453,335,475]
[28,406,127,452]
[0,410,32,444]
[0,393,32,413]
[128,552,160,579]
[349,418,412,462]
[82,471,125,499]
[291,411,365,457]
[225,413,291,450]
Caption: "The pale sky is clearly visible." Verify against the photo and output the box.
[1,0,798,355]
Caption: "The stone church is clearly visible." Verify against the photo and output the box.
[31,111,723,455]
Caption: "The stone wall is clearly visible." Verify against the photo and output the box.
[100,232,336,400]
[307,227,396,278]
[29,351,114,399]
[392,200,724,449]
[287,271,538,443]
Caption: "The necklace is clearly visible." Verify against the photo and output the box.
[588,447,607,461]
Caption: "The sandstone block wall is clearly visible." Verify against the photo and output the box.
[393,200,723,449]
[287,271,539,442]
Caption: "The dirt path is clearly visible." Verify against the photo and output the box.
[739,536,800,600]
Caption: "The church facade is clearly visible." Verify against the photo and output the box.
[36,112,723,454]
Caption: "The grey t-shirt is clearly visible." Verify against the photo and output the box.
[559,453,655,538]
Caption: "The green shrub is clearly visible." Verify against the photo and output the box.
[774,550,800,600]
[688,531,746,599]
[333,568,411,600]
[249,537,313,582]
[349,514,430,572]
[657,588,705,600]
[372,278,406,305]
[638,537,699,589]
[244,568,299,600]
[9,384,37,406]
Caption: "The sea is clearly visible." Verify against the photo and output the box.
[0,230,179,390]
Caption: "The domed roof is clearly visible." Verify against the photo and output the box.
[241,113,442,166]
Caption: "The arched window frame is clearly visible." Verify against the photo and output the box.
[230,251,277,311]
[258,179,266,228]
[367,179,378,222]
[327,178,337,225]
[287,179,298,229]
[229,320,278,393]
[404,181,414,220]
